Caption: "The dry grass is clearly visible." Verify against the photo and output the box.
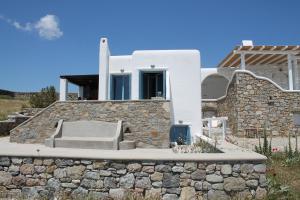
[0,99,29,120]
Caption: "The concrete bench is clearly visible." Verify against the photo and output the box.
[45,120,122,150]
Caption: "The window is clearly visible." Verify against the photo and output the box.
[294,113,300,127]
[140,71,165,99]
[111,75,130,100]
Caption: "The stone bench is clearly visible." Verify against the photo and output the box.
[45,120,122,150]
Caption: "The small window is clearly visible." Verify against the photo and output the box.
[294,113,300,127]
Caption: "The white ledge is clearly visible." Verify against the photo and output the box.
[0,137,266,162]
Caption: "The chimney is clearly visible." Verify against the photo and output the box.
[242,40,254,46]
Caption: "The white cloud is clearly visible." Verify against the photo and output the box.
[0,14,63,40]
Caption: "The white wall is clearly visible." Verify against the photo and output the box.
[108,49,202,139]
[98,38,110,100]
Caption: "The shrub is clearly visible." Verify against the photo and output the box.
[255,124,272,157]
[29,86,57,108]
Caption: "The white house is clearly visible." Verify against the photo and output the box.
[59,37,202,141]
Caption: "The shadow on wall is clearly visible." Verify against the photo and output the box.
[202,74,229,99]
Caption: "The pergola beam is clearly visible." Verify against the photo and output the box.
[234,49,299,55]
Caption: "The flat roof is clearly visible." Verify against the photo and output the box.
[60,74,98,86]
[218,45,300,68]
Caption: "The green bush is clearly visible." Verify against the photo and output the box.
[29,86,57,108]
[255,124,272,157]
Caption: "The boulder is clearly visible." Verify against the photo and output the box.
[223,177,246,192]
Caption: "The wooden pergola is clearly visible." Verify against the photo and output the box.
[218,45,300,90]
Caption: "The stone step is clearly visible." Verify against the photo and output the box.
[55,137,115,150]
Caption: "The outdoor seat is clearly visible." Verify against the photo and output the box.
[45,120,123,150]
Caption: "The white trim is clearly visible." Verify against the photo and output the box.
[203,70,300,102]
[288,54,294,90]
[165,70,170,100]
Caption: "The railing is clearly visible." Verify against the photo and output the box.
[202,117,228,141]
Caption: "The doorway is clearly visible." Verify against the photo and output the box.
[140,71,165,99]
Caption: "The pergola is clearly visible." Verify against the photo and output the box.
[218,45,300,90]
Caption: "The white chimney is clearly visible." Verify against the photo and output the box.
[242,40,254,46]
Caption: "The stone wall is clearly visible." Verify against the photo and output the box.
[0,156,267,200]
[217,64,291,90]
[0,116,31,136]
[10,100,171,148]
[217,72,300,136]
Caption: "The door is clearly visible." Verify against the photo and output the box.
[170,125,191,145]
[111,75,130,100]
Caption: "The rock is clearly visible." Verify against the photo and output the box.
[93,161,108,169]
[207,190,230,200]
[20,164,34,175]
[104,177,117,189]
[46,165,56,173]
[47,178,60,191]
[34,166,46,173]
[120,173,135,189]
[12,175,26,186]
[254,164,266,173]
[162,173,180,188]
[109,188,127,199]
[11,158,22,165]
[55,159,73,167]
[54,168,67,179]
[232,164,240,173]
[224,177,246,192]
[235,190,252,200]
[134,172,149,177]
[212,183,224,190]
[180,187,196,200]
[80,160,92,165]
[180,179,191,187]
[142,166,155,173]
[33,159,43,166]
[23,158,33,164]
[26,178,40,186]
[255,187,267,200]
[184,162,197,171]
[71,187,88,199]
[172,166,184,173]
[22,187,39,199]
[221,165,232,175]
[191,169,206,180]
[163,194,178,200]
[110,162,126,170]
[43,159,54,166]
[88,191,109,200]
[206,164,216,173]
[259,174,267,187]
[166,187,181,194]
[84,171,100,180]
[61,182,78,188]
[145,188,161,199]
[0,171,12,186]
[152,181,162,188]
[246,179,258,188]
[194,181,202,190]
[117,169,127,175]
[99,170,112,176]
[202,181,212,191]
[0,157,10,166]
[81,178,97,189]
[206,174,223,183]
[66,165,85,179]
[151,172,163,181]
[8,165,20,175]
[240,164,253,174]
[180,173,190,179]
[155,164,171,172]
[135,177,151,189]
[127,163,142,172]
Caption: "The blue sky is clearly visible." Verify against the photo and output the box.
[0,0,300,92]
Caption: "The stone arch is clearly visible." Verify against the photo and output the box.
[202,74,229,99]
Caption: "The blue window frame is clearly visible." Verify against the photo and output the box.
[110,75,131,100]
[170,125,191,145]
[139,71,166,99]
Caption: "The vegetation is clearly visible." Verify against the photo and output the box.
[0,98,29,121]
[255,127,300,199]
[29,86,57,108]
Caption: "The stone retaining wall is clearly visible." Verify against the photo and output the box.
[10,100,171,148]
[217,72,300,136]
[0,156,267,200]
